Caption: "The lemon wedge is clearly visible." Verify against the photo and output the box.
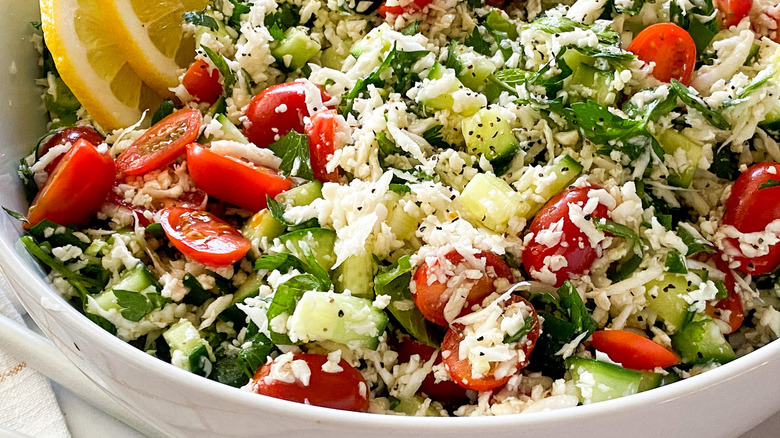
[41,0,163,131]
[98,0,210,97]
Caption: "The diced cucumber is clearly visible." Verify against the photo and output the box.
[638,371,663,392]
[458,56,496,92]
[418,63,482,115]
[391,396,441,416]
[277,228,337,271]
[214,113,248,143]
[205,96,227,119]
[241,209,285,244]
[276,180,323,207]
[565,356,643,404]
[219,272,265,324]
[384,192,419,240]
[671,314,736,365]
[163,319,212,377]
[271,27,321,71]
[562,49,592,72]
[286,291,389,349]
[334,251,375,298]
[462,107,519,172]
[460,173,520,232]
[655,130,703,188]
[350,27,391,58]
[94,264,160,312]
[644,273,695,333]
[570,64,616,107]
[513,154,583,219]
[485,10,519,40]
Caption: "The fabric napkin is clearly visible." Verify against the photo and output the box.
[0,274,71,438]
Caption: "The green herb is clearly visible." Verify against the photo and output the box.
[670,79,730,130]
[267,130,313,180]
[254,251,330,289]
[485,11,518,39]
[760,179,780,190]
[422,125,449,149]
[182,11,219,31]
[389,183,411,195]
[723,68,776,107]
[503,316,535,343]
[744,44,760,66]
[114,289,169,322]
[266,274,320,344]
[374,256,439,347]
[665,250,688,274]
[713,279,729,300]
[3,208,28,223]
[229,0,252,29]
[26,219,90,250]
[237,322,275,378]
[145,222,165,239]
[670,0,718,56]
[201,45,236,93]
[401,20,420,35]
[444,40,463,75]
[710,145,740,181]
[465,27,491,56]
[607,254,643,282]
[263,3,300,33]
[595,218,643,256]
[613,0,645,14]
[182,273,211,306]
[677,223,716,256]
[151,100,175,125]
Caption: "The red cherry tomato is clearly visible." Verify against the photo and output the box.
[522,186,610,287]
[377,0,433,16]
[106,186,207,227]
[441,294,540,392]
[627,23,696,86]
[720,162,780,275]
[115,108,202,176]
[413,250,514,326]
[185,143,291,212]
[396,338,469,404]
[38,126,104,174]
[251,353,369,412]
[160,207,250,266]
[590,330,680,370]
[243,82,332,148]
[717,0,753,28]
[181,59,222,104]
[305,109,342,183]
[27,139,115,227]
[703,254,745,333]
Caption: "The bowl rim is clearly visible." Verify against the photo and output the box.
[2,225,779,432]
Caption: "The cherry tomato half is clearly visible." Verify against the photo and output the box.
[115,108,202,176]
[106,185,207,227]
[243,82,332,148]
[441,294,540,392]
[717,0,753,28]
[590,330,680,370]
[396,338,469,404]
[37,126,104,174]
[522,186,610,287]
[160,207,250,266]
[27,139,115,227]
[703,254,745,333]
[252,353,369,412]
[305,109,343,183]
[720,162,780,275]
[413,250,514,326]
[627,23,696,86]
[377,0,433,16]
[182,59,222,104]
[186,143,291,212]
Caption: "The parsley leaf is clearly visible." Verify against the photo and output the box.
[267,130,313,180]
[182,273,211,306]
[422,125,449,149]
[114,289,169,322]
[263,3,300,32]
[237,322,274,378]
[151,99,175,125]
[503,316,536,343]
[711,145,740,180]
[665,249,688,274]
[201,45,235,93]
[182,11,219,31]
[465,27,491,56]
[594,218,643,256]
[670,79,730,130]
[266,274,320,344]
[759,178,780,190]
[401,20,420,35]
[677,223,716,256]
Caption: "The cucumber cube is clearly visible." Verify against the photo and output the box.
[671,314,736,365]
[570,64,616,107]
[241,209,285,244]
[287,291,389,349]
[513,154,583,219]
[458,56,496,92]
[334,251,375,298]
[163,319,212,376]
[460,173,520,231]
[278,228,337,271]
[277,180,323,207]
[655,130,703,188]
[565,357,643,404]
[644,273,695,333]
[462,107,519,170]
[272,27,321,71]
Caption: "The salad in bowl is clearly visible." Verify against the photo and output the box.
[15,0,780,417]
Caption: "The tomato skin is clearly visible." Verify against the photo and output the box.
[243,82,332,148]
[160,207,250,266]
[115,108,202,176]
[590,330,680,370]
[396,338,469,404]
[702,254,745,333]
[106,186,207,227]
[377,0,433,16]
[627,23,697,86]
[717,0,753,28]
[441,295,540,392]
[413,250,514,326]
[720,162,780,275]
[305,109,342,183]
[522,186,610,287]
[27,139,115,227]
[186,143,291,212]
[182,59,222,104]
[38,126,104,174]
[252,353,369,412]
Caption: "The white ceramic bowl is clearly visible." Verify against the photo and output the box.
[2,3,780,437]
